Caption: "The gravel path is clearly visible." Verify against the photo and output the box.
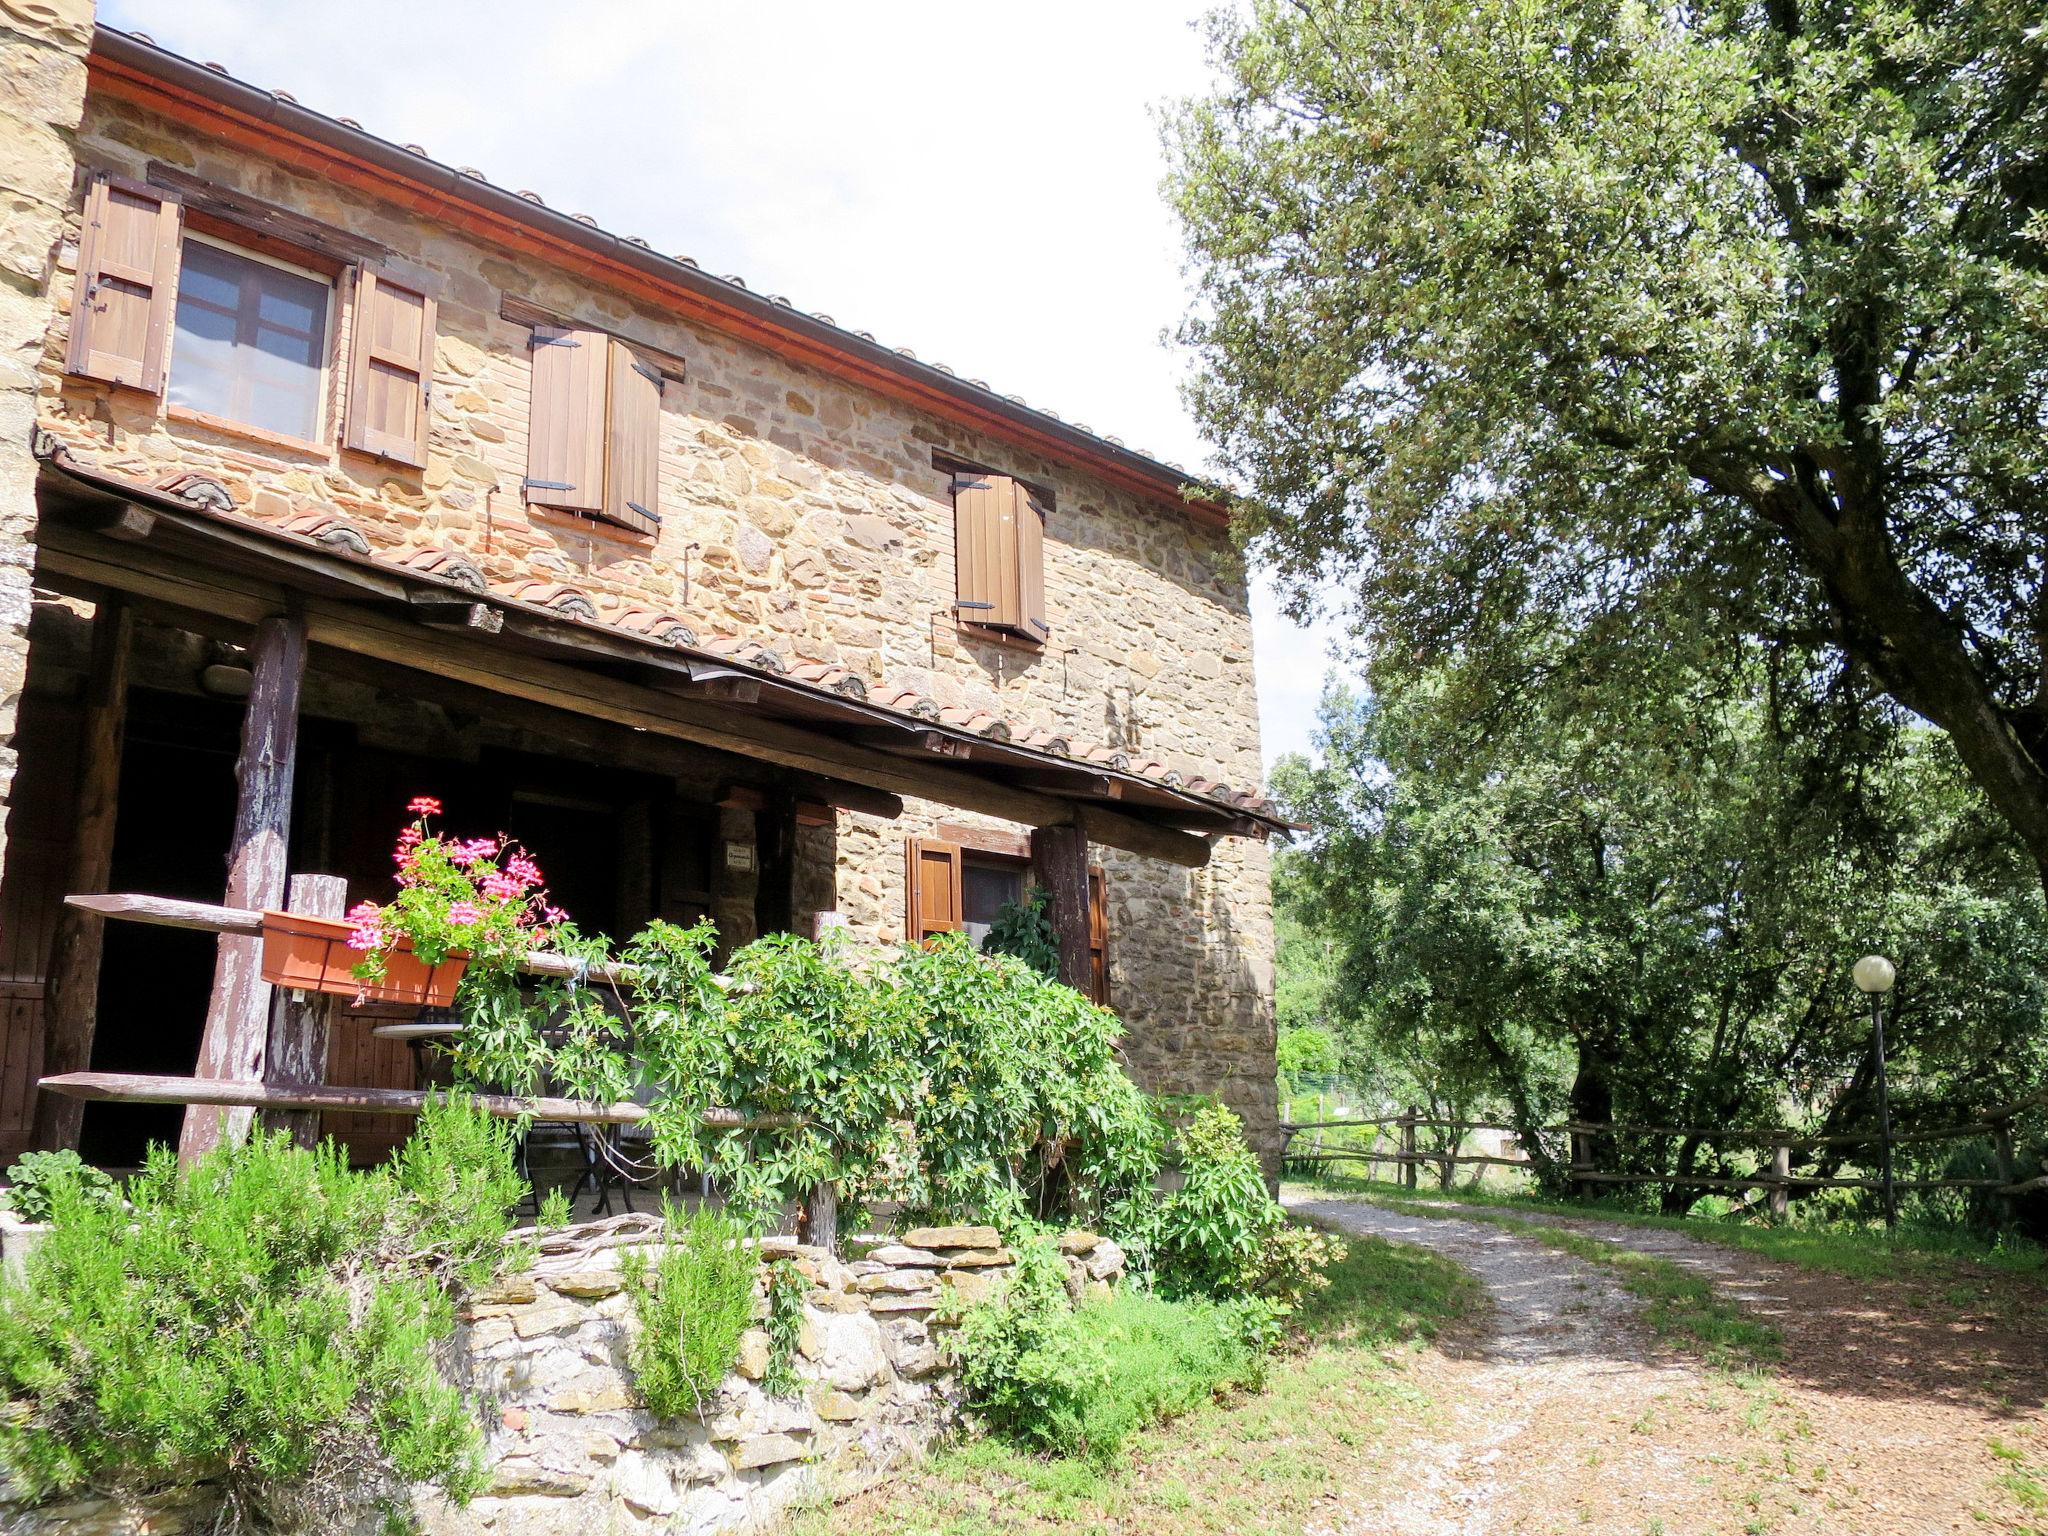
[1287,1194,2047,1535]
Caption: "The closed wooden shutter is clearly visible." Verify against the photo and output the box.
[524,325,607,513]
[601,339,662,535]
[343,269,435,467]
[67,175,181,393]
[953,473,1014,627]
[1088,867,1110,1006]
[905,837,964,941]
[1017,482,1049,641]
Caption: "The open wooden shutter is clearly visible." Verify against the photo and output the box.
[600,339,661,535]
[905,838,964,941]
[524,325,606,513]
[343,269,435,467]
[953,472,1016,628]
[1017,482,1049,641]
[1088,867,1110,1006]
[67,175,181,393]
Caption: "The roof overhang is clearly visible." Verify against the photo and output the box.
[86,27,1231,528]
[31,452,1287,869]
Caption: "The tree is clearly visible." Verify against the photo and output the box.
[1274,672,2048,1207]
[1167,0,2048,893]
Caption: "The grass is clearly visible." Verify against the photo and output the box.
[1365,1192,1781,1372]
[1290,1167,2047,1290]
[786,1229,1478,1536]
[1989,1429,2047,1535]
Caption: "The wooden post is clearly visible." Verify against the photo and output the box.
[179,612,307,1164]
[1990,1118,2019,1228]
[1767,1143,1791,1220]
[263,873,345,1148]
[1570,1126,1595,1200]
[1030,822,1092,994]
[804,1180,839,1257]
[754,788,797,936]
[1400,1106,1418,1191]
[32,599,132,1152]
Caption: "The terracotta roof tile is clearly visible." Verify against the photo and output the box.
[613,607,699,647]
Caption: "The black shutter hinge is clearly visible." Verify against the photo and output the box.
[529,332,581,349]
[524,478,575,492]
[626,500,660,524]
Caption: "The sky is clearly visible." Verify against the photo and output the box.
[99,0,1349,771]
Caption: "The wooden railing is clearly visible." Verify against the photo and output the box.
[1282,1094,2048,1217]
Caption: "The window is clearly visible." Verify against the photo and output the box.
[905,836,1110,1004]
[167,233,333,442]
[961,855,1026,947]
[950,467,1048,643]
[524,325,662,535]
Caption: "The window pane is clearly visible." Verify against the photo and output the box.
[962,860,1025,927]
[169,240,329,441]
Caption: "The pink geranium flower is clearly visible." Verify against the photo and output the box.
[482,871,523,901]
[505,855,544,888]
[446,901,482,927]
[407,796,442,817]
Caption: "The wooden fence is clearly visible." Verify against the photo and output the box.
[1282,1093,2048,1218]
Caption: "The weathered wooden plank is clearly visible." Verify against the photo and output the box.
[264,874,345,1147]
[39,1071,792,1130]
[1030,823,1092,994]
[32,598,131,1152]
[64,892,268,934]
[180,612,307,1164]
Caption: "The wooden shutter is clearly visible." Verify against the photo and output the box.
[905,838,964,941]
[600,339,662,535]
[1017,482,1049,641]
[1088,867,1110,1006]
[524,325,607,513]
[343,269,435,466]
[67,175,181,393]
[953,473,1015,628]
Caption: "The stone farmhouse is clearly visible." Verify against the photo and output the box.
[0,5,1283,1177]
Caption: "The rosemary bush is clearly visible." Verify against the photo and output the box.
[620,1201,757,1418]
[0,1098,523,1523]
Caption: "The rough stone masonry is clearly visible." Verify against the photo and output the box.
[0,1218,1128,1534]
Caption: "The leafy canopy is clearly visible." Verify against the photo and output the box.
[1167,0,2048,891]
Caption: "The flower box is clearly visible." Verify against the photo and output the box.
[259,910,469,1007]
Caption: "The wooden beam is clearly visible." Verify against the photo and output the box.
[38,1071,793,1130]
[31,598,132,1152]
[263,874,345,1147]
[1030,823,1092,994]
[179,612,307,1164]
[35,531,1215,866]
[755,787,797,936]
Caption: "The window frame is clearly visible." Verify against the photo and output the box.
[165,228,339,448]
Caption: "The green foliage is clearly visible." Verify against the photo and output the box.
[1167,0,2048,891]
[1274,1025,1338,1086]
[536,1186,572,1231]
[952,1240,1267,1464]
[980,886,1060,978]
[0,1097,519,1515]
[451,923,1159,1234]
[2,1150,117,1225]
[621,1201,757,1418]
[762,1258,807,1399]
[350,806,554,988]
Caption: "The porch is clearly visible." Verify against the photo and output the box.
[2,447,1282,1166]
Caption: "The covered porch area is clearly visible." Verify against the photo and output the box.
[2,447,1281,1167]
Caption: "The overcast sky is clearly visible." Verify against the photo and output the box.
[101,0,1347,771]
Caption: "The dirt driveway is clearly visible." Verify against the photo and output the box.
[1287,1196,2048,1535]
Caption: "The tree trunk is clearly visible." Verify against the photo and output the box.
[1030,823,1092,993]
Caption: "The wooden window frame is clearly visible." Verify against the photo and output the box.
[904,831,1110,1004]
[166,228,339,447]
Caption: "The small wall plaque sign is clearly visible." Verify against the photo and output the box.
[724,842,756,872]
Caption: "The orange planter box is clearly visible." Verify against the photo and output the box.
[259,911,469,1008]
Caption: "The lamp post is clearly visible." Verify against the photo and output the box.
[1852,954,1898,1231]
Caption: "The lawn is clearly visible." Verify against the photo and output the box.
[785,1230,1477,1536]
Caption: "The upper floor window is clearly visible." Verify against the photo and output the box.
[523,324,663,536]
[66,173,437,467]
[948,465,1049,644]
[168,233,333,443]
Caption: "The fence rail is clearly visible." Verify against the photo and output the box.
[1281,1095,2048,1216]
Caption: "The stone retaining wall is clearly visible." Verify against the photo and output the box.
[1,1220,1125,1535]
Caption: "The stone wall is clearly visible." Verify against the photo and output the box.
[0,0,91,884]
[0,1220,1127,1535]
[24,71,1278,1166]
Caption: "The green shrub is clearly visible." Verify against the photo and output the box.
[2,1149,117,1224]
[762,1257,808,1398]
[980,886,1059,977]
[953,1240,1265,1463]
[0,1097,521,1519]
[621,1201,757,1417]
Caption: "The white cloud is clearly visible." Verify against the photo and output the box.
[101,0,1349,772]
